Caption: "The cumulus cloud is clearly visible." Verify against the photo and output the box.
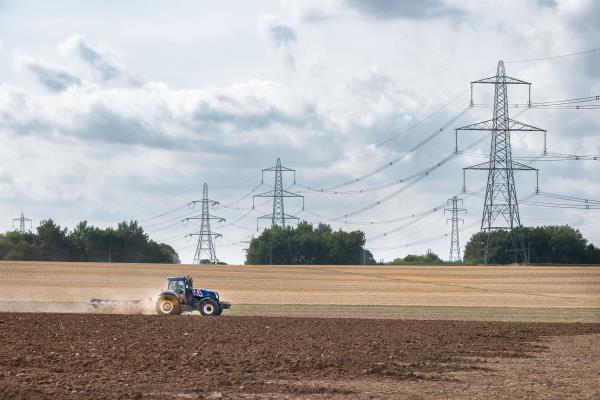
[323,65,418,141]
[282,0,460,21]
[258,14,297,68]
[17,55,81,92]
[344,0,461,19]
[0,78,320,151]
[58,34,139,85]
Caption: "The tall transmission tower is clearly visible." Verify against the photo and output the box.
[444,196,466,262]
[253,158,304,229]
[13,212,32,233]
[458,60,546,264]
[185,183,224,264]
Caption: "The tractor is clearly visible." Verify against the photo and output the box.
[155,276,231,316]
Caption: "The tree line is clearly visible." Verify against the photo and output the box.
[246,221,376,265]
[0,219,179,263]
[245,222,599,265]
[464,225,600,264]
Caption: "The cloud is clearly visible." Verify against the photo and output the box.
[17,55,81,92]
[58,34,139,85]
[258,14,297,68]
[0,78,320,152]
[344,0,461,19]
[282,0,460,21]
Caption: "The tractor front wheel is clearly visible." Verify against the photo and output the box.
[199,299,220,316]
[155,297,181,316]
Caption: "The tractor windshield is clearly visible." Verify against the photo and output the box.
[168,280,185,292]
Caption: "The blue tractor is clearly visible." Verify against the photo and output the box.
[155,276,231,316]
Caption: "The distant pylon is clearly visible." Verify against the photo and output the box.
[458,60,546,264]
[185,183,224,264]
[444,196,466,262]
[253,158,304,229]
[13,212,32,233]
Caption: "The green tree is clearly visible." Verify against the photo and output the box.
[245,221,372,265]
[463,225,600,264]
[0,219,179,263]
[391,251,444,265]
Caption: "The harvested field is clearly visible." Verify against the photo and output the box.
[0,261,599,322]
[0,313,599,399]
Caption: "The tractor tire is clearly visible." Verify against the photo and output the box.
[199,299,220,316]
[155,297,181,316]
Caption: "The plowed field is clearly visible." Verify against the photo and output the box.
[1,313,599,399]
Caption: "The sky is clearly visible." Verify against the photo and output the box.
[0,0,599,264]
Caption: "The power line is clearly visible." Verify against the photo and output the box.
[327,135,488,220]
[505,47,600,64]
[219,182,264,209]
[138,204,188,224]
[520,200,600,210]
[291,91,468,166]
[538,192,600,204]
[299,106,470,192]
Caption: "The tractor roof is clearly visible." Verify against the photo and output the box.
[167,276,191,281]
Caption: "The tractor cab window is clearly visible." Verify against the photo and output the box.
[168,280,185,292]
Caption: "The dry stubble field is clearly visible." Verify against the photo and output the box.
[0,261,598,321]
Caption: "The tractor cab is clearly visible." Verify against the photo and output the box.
[166,276,194,305]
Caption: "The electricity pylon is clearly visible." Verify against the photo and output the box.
[13,212,32,233]
[253,158,304,229]
[458,60,546,264]
[185,183,224,264]
[444,196,466,262]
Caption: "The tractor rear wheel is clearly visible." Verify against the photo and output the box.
[155,297,181,315]
[199,299,220,316]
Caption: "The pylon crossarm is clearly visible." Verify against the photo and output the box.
[511,161,538,171]
[456,118,545,133]
[464,161,538,171]
[254,191,276,197]
[281,190,303,198]
[508,119,546,132]
[471,76,530,85]
[184,215,224,221]
[456,119,495,131]
[464,161,493,170]
[263,166,295,172]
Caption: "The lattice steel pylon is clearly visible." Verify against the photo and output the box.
[184,183,224,264]
[444,196,466,262]
[13,212,32,233]
[253,158,304,229]
[458,61,546,264]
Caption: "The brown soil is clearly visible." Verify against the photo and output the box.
[0,313,599,399]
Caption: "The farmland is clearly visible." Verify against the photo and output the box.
[1,261,599,399]
[0,261,599,321]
